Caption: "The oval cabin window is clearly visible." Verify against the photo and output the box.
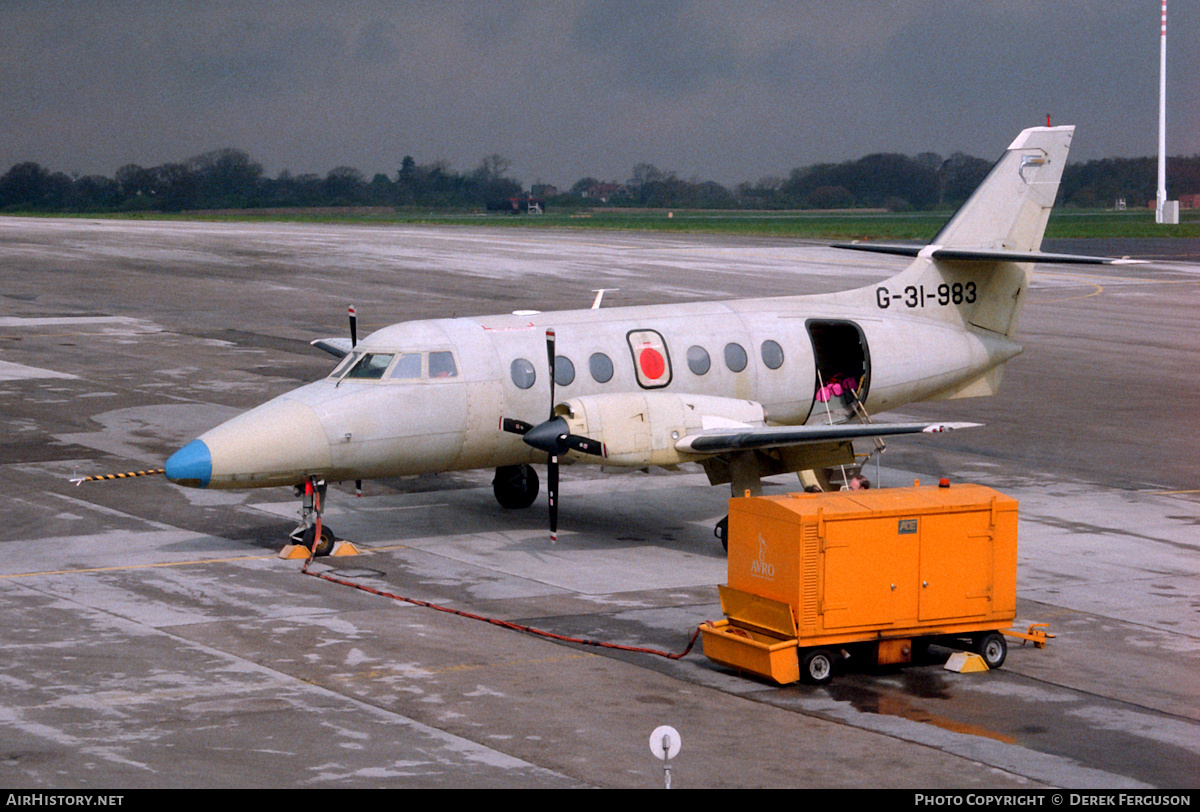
[511,358,536,389]
[589,352,614,383]
[687,345,711,376]
[724,343,747,373]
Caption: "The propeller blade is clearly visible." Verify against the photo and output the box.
[546,330,559,543]
[545,328,556,419]
[564,435,606,457]
[500,417,536,436]
[348,305,358,348]
[548,454,558,543]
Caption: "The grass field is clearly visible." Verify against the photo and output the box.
[20,206,1200,241]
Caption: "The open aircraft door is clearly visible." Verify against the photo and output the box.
[805,319,869,425]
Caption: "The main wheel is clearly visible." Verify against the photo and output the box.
[301,524,337,557]
[715,516,729,551]
[492,464,539,509]
[974,632,1008,669]
[799,648,836,685]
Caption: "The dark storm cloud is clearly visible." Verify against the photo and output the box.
[572,1,736,94]
[1,1,1195,189]
[863,4,1168,156]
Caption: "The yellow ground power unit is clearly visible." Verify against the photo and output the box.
[700,482,1019,685]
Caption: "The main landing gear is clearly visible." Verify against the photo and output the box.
[492,464,540,509]
[291,477,336,557]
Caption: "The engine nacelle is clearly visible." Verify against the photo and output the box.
[554,392,766,467]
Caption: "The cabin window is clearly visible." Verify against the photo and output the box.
[511,358,536,389]
[686,345,710,376]
[761,340,784,370]
[724,343,747,373]
[345,353,394,380]
[429,351,458,378]
[589,352,613,383]
[554,355,575,386]
[389,352,422,380]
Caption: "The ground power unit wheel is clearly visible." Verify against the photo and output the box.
[974,632,1008,669]
[799,648,836,685]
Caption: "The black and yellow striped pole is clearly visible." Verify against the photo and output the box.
[71,469,164,485]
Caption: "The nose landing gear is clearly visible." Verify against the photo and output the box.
[291,478,337,557]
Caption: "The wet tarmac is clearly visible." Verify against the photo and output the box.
[0,216,1197,788]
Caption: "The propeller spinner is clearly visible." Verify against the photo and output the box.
[500,328,606,541]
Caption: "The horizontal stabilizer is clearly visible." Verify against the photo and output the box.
[311,337,353,358]
[833,242,1146,265]
[675,421,980,455]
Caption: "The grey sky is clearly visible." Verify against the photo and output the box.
[2,1,1196,189]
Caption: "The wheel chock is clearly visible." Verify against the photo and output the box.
[944,652,989,673]
[278,541,360,559]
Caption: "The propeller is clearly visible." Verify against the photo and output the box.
[500,328,606,541]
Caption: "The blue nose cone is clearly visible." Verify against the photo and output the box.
[165,439,213,488]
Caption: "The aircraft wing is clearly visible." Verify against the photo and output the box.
[310,337,354,358]
[675,421,979,455]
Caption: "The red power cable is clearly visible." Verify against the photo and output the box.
[301,557,702,660]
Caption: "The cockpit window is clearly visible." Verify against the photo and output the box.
[429,351,458,378]
[344,353,393,380]
[389,352,422,380]
[330,352,359,378]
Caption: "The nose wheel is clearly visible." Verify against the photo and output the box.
[300,523,337,557]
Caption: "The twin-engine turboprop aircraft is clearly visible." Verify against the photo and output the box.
[163,125,1135,553]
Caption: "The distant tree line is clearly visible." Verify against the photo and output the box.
[2,147,1197,214]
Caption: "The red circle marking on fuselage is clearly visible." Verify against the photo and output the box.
[639,347,666,379]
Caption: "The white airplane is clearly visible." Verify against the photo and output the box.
[162,126,1135,553]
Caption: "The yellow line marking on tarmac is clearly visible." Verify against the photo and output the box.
[1036,270,1200,304]
[1040,281,1104,303]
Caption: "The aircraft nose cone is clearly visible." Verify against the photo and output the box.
[173,397,333,489]
[164,439,213,488]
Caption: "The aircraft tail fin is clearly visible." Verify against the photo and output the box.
[932,125,1074,253]
[839,126,1079,338]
